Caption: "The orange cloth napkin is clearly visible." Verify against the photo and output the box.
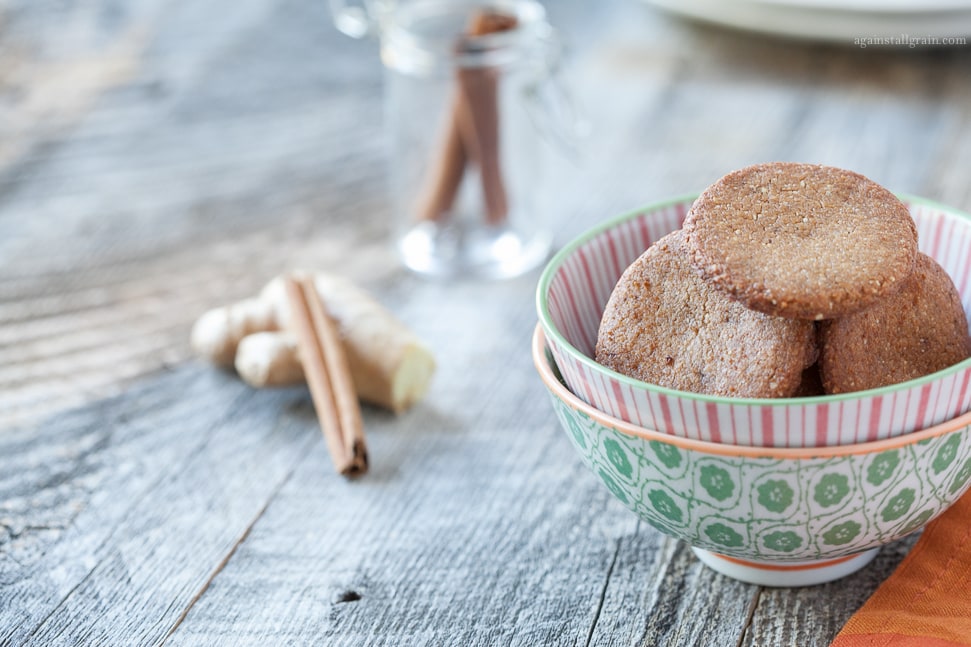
[831,490,971,647]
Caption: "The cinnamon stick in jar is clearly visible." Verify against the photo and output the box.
[414,8,518,226]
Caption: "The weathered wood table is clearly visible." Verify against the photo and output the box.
[3,0,971,644]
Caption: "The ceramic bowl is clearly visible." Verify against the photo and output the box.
[532,325,971,586]
[536,194,971,447]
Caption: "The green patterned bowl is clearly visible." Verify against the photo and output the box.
[533,324,971,586]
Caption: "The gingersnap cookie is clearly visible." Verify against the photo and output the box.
[596,229,817,398]
[683,162,918,320]
[819,253,971,394]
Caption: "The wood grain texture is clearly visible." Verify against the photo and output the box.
[3,0,971,644]
[165,343,625,647]
[0,367,318,646]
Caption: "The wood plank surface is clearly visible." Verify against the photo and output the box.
[1,369,315,646]
[2,0,971,644]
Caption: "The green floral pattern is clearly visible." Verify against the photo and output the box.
[757,479,795,513]
[933,435,961,474]
[900,509,934,535]
[822,520,862,546]
[867,450,900,486]
[549,394,971,562]
[648,489,683,523]
[565,414,587,450]
[881,488,915,522]
[603,438,632,479]
[699,465,735,502]
[704,522,744,548]
[950,457,971,494]
[650,441,682,469]
[814,473,851,508]
[762,530,803,553]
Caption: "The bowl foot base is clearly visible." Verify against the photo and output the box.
[692,547,879,587]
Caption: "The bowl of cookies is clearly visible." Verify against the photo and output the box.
[536,163,971,447]
[532,324,971,586]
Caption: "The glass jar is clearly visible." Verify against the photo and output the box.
[333,0,563,279]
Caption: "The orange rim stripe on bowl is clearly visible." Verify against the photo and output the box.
[532,324,971,460]
[706,552,863,572]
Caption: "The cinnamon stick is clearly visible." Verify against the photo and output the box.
[415,95,469,223]
[414,9,517,225]
[459,10,516,225]
[284,276,368,477]
[456,64,506,224]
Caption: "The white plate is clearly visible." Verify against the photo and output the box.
[645,0,971,43]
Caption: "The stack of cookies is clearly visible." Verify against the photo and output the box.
[596,163,971,398]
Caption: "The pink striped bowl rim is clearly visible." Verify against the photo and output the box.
[536,194,971,447]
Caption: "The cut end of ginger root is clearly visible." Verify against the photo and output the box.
[191,271,436,414]
[390,343,437,414]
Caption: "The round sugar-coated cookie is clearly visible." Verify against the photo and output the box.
[596,229,817,398]
[819,253,971,394]
[683,162,918,320]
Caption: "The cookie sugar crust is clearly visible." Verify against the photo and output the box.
[596,230,816,398]
[683,162,918,320]
[820,253,971,393]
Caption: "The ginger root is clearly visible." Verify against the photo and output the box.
[191,271,435,413]
[234,332,303,388]
[190,297,279,367]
